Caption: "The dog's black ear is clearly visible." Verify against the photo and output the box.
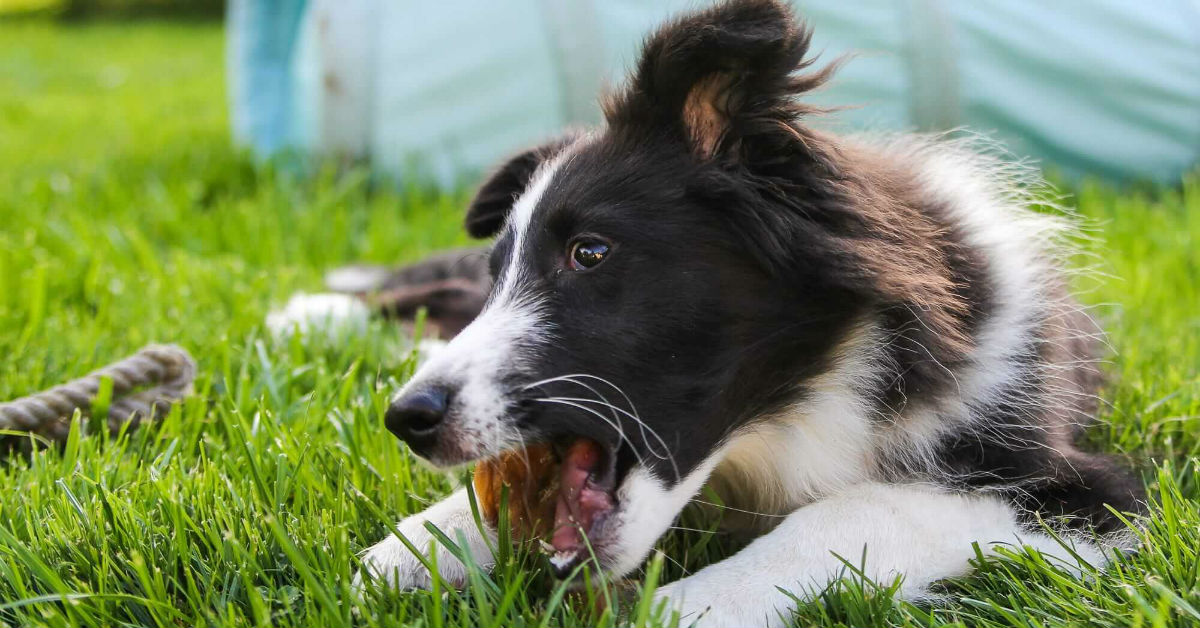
[604,0,834,163]
[465,136,576,239]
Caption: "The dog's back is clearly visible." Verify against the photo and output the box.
[706,134,1142,537]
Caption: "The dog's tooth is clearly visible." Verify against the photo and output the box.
[549,549,581,575]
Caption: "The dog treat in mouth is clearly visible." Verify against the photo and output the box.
[473,443,560,539]
[473,438,617,568]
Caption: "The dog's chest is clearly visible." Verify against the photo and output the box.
[703,412,877,530]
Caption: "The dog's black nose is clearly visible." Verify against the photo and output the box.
[385,386,450,454]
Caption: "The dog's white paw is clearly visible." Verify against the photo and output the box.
[355,526,451,590]
[655,582,714,628]
[354,490,496,591]
[655,580,781,628]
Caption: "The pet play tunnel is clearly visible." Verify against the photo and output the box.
[228,0,1200,184]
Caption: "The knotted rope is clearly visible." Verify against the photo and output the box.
[0,344,195,443]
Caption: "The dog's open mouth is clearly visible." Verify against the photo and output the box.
[550,438,618,573]
[474,437,620,577]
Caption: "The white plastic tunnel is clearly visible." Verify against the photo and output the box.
[228,0,1200,184]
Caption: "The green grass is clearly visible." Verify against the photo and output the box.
[0,18,1197,628]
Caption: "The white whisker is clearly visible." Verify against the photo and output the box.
[688,498,790,519]
[524,373,680,480]
[531,397,649,468]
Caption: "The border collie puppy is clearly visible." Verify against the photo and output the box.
[358,1,1143,624]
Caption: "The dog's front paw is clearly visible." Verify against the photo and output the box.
[354,491,497,591]
[655,580,778,628]
[355,525,446,591]
[655,582,715,628]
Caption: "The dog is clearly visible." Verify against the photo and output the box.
[355,1,1144,625]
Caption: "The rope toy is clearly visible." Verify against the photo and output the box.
[0,344,196,443]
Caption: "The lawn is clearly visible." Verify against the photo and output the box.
[0,18,1197,628]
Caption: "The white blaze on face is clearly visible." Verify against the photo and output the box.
[393,155,567,464]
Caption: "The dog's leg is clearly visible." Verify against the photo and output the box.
[655,482,1108,628]
[355,488,496,590]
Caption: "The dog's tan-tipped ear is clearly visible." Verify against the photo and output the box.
[465,135,576,239]
[682,73,736,159]
[604,0,834,162]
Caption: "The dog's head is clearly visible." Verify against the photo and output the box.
[386,0,965,578]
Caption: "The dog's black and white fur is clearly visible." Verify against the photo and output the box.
[356,2,1143,625]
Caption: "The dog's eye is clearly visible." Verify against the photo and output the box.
[568,239,610,271]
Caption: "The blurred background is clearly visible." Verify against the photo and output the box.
[225,0,1200,184]
[0,0,222,18]
[4,0,1198,187]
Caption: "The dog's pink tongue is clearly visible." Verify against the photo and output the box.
[552,439,614,553]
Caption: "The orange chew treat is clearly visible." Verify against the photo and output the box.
[473,443,560,540]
